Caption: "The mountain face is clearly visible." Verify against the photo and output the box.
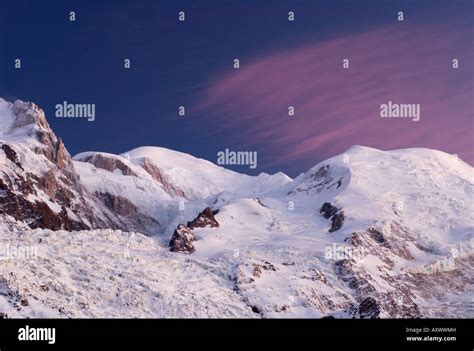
[0,98,472,318]
[0,99,124,232]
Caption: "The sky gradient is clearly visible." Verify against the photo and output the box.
[2,0,473,177]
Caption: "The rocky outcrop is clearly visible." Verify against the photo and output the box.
[1,144,22,169]
[77,153,138,177]
[0,177,88,231]
[97,192,160,235]
[139,157,187,198]
[187,207,219,229]
[320,202,338,219]
[329,211,345,232]
[168,207,219,254]
[333,222,425,318]
[169,224,196,254]
[289,165,345,195]
[351,297,381,319]
[367,227,390,247]
[254,198,267,208]
[320,202,345,232]
[98,192,141,217]
[335,259,377,297]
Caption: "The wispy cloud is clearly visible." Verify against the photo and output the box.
[195,21,473,174]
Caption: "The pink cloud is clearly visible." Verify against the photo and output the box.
[195,21,473,172]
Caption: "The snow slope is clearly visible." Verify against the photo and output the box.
[2,145,473,318]
[122,146,292,199]
[289,145,473,252]
[72,147,292,236]
[182,146,473,318]
[0,221,254,318]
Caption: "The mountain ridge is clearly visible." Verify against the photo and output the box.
[0,98,472,318]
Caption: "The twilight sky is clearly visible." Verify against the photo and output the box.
[1,0,473,177]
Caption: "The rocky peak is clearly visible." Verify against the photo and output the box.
[0,99,127,232]
[169,207,220,254]
[169,224,196,254]
[9,100,78,184]
[11,100,50,132]
[187,207,219,229]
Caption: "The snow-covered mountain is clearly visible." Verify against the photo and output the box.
[72,147,291,236]
[0,98,472,318]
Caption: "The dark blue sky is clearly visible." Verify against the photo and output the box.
[2,0,473,176]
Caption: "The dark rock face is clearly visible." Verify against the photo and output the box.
[0,165,95,232]
[251,305,263,314]
[98,192,140,217]
[346,297,381,318]
[0,177,89,231]
[254,198,267,208]
[358,297,380,319]
[1,144,23,169]
[336,223,425,318]
[320,202,339,219]
[169,207,220,254]
[187,207,219,229]
[320,202,345,232]
[33,203,87,232]
[329,211,345,233]
[367,228,390,247]
[169,224,196,254]
[335,259,377,298]
[35,170,77,208]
